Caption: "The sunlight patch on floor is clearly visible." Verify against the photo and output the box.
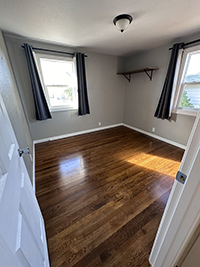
[125,152,180,176]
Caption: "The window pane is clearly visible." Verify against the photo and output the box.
[37,56,77,110]
[178,52,200,110]
[179,84,200,108]
[184,53,200,83]
[47,86,73,107]
[40,58,75,86]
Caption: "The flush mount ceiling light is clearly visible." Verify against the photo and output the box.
[113,14,133,33]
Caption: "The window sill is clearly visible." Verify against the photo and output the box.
[50,107,78,113]
[172,108,198,117]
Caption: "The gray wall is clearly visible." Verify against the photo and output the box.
[4,33,125,140]
[122,33,200,146]
[0,30,33,180]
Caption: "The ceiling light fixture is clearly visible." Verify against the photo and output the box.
[113,14,133,33]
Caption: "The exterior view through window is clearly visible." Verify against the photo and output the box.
[36,54,77,111]
[178,52,200,110]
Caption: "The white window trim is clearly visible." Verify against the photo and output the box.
[34,52,78,112]
[171,45,200,117]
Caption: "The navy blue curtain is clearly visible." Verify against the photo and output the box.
[76,53,90,116]
[23,43,52,120]
[154,43,183,119]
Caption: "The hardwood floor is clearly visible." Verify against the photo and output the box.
[35,126,184,267]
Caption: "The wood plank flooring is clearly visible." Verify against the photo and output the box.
[35,126,184,267]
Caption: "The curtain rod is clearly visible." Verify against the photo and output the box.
[21,45,87,57]
[169,38,200,50]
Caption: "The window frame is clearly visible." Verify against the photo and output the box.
[34,52,78,112]
[172,45,200,117]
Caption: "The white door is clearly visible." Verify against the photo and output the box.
[0,94,49,267]
[149,109,200,267]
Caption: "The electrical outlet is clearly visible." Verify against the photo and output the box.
[99,122,101,126]
[152,127,155,132]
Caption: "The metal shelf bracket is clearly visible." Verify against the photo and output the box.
[123,74,131,83]
[117,67,158,83]
[144,69,154,81]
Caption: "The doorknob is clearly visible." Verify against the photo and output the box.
[18,147,30,157]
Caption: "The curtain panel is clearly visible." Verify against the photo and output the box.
[76,53,90,116]
[23,43,52,121]
[154,43,183,119]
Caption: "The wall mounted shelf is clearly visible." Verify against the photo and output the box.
[117,67,159,82]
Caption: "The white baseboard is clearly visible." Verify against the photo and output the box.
[33,122,186,150]
[34,123,123,144]
[123,123,186,150]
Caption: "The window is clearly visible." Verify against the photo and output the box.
[35,53,78,111]
[172,46,200,116]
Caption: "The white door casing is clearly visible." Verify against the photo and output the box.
[149,109,200,267]
[0,94,49,267]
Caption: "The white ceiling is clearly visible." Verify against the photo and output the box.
[0,0,200,56]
